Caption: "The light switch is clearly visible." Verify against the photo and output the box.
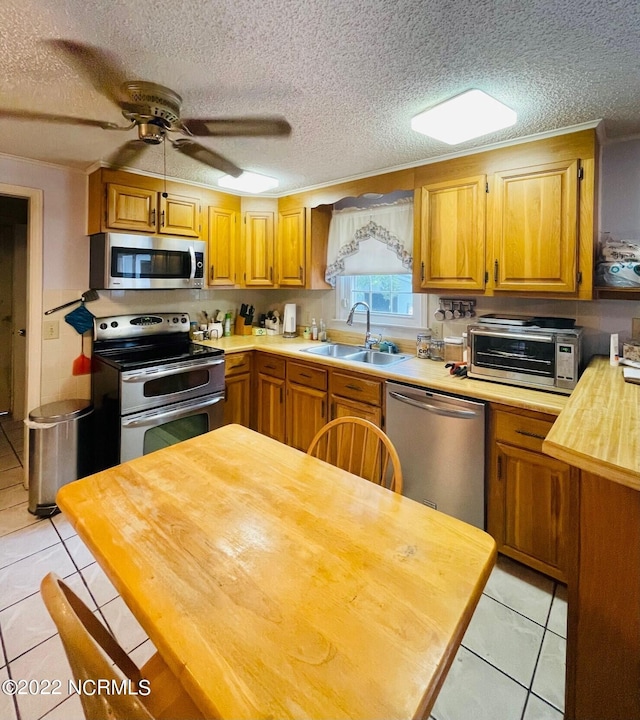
[43,320,59,340]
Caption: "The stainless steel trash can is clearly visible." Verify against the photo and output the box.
[27,399,94,516]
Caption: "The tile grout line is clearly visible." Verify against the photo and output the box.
[481,589,553,631]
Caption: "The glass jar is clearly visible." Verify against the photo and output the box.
[444,336,464,363]
[416,332,432,359]
[429,339,444,361]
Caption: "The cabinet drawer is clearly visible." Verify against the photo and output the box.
[493,409,555,452]
[256,354,286,379]
[225,352,252,377]
[287,361,327,391]
[330,371,381,406]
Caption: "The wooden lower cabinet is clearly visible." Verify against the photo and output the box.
[286,361,327,451]
[565,471,640,720]
[329,370,383,426]
[223,352,252,427]
[256,355,286,443]
[488,405,575,582]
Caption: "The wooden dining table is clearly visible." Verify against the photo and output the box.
[57,423,496,720]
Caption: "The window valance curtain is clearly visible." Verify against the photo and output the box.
[325,199,413,287]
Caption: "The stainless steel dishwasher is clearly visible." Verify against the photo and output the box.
[385,381,486,528]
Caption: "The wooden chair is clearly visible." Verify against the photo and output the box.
[307,416,403,493]
[40,573,203,720]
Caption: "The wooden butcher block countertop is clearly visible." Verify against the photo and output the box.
[543,356,640,491]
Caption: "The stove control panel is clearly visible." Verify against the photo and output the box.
[94,313,191,341]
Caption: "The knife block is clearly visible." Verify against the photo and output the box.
[235,317,253,335]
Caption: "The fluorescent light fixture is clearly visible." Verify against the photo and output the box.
[411,89,517,145]
[218,171,279,193]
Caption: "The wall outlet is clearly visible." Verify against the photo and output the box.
[43,320,59,340]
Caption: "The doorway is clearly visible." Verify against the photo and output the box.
[0,196,28,420]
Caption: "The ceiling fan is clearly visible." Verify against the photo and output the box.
[0,40,291,177]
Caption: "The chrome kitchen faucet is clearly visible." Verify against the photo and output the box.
[346,301,381,349]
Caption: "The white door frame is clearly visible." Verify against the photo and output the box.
[0,184,43,485]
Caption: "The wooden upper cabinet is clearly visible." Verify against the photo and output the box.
[207,206,238,286]
[243,210,275,286]
[278,208,306,287]
[106,183,157,234]
[418,175,486,291]
[491,159,580,293]
[158,193,200,237]
[90,171,204,239]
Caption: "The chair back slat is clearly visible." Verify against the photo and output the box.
[307,417,403,493]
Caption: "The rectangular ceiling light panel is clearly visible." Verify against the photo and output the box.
[411,89,517,145]
[218,171,279,193]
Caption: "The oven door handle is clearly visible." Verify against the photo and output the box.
[121,393,224,427]
[189,246,197,280]
[122,358,224,382]
[470,329,554,343]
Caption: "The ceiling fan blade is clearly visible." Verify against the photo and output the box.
[107,140,148,169]
[171,139,243,177]
[44,39,127,108]
[182,117,291,137]
[0,108,119,129]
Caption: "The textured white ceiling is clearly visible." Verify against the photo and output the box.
[0,0,638,194]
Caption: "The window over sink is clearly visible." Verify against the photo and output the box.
[335,274,427,329]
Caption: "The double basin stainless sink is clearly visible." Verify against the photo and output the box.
[302,343,409,366]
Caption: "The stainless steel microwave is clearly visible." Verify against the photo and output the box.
[468,323,583,394]
[89,233,205,290]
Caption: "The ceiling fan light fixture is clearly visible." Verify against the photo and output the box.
[411,89,517,145]
[218,171,279,193]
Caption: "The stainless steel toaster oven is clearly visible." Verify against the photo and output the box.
[468,321,582,394]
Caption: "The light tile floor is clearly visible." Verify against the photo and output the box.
[0,415,566,720]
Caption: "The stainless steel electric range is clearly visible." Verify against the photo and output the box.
[91,313,225,471]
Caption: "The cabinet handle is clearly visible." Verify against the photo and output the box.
[300,372,312,379]
[161,210,165,227]
[515,429,547,440]
[210,265,214,281]
[497,455,502,480]
[265,364,276,370]
[150,208,156,225]
[299,265,303,279]
[421,261,425,282]
[280,387,283,403]
[494,259,499,282]
[322,400,325,416]
[346,384,362,392]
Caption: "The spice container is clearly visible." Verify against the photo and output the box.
[416,332,432,359]
[429,339,444,361]
[444,336,464,362]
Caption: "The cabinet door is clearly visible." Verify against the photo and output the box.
[278,208,306,287]
[419,175,486,291]
[491,159,579,293]
[492,442,572,581]
[330,395,382,427]
[207,207,238,285]
[223,373,251,427]
[256,373,285,442]
[244,211,275,286]
[286,383,327,451]
[106,183,157,233]
[159,193,200,238]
